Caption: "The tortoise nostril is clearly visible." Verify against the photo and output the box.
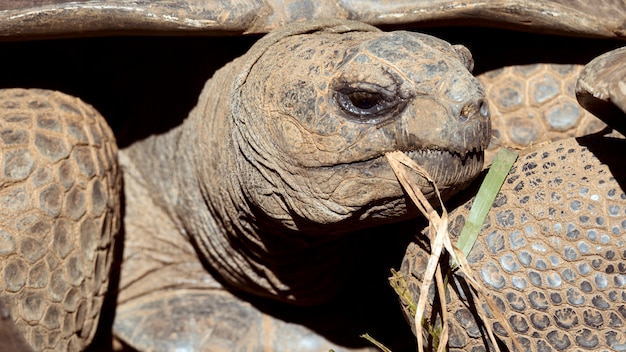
[459,99,489,122]
[459,102,475,122]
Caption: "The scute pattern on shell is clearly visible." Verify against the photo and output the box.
[0,89,120,351]
[400,136,626,351]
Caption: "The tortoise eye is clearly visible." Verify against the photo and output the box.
[335,85,404,122]
[346,91,383,110]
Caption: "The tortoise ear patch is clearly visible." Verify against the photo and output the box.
[453,44,475,73]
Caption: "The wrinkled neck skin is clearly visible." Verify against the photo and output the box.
[121,24,489,306]
[124,61,370,306]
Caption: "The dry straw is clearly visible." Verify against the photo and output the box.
[385,149,521,352]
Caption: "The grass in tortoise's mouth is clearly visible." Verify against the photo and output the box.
[401,147,484,187]
[341,147,483,187]
[324,146,484,191]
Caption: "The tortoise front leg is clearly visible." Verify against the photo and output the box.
[114,160,375,352]
[400,136,626,351]
[0,89,121,351]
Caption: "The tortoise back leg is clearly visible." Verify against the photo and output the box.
[479,63,616,166]
[0,89,121,351]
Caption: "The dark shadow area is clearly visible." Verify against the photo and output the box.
[0,35,258,147]
[577,135,626,192]
[577,92,626,136]
[227,218,423,351]
[417,27,625,75]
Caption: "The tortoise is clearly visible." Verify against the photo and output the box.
[0,1,625,352]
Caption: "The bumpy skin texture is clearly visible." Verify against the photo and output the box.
[0,89,120,351]
[400,136,626,351]
[113,20,488,350]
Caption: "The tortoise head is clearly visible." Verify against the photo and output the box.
[232,23,490,235]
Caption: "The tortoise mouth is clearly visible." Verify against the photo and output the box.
[401,147,484,191]
[345,146,484,200]
[341,146,484,191]
[330,147,484,224]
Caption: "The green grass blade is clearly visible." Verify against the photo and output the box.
[457,148,518,257]
[361,333,393,352]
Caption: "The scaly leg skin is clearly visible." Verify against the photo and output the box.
[400,136,626,352]
[0,89,121,351]
[113,153,375,352]
[479,63,613,167]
